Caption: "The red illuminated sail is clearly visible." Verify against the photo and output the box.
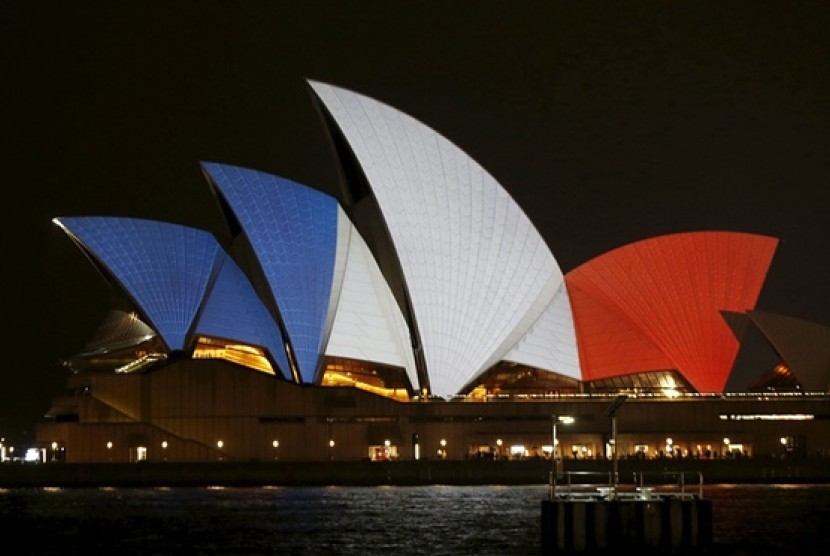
[566,231,778,392]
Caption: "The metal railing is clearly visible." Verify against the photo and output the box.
[549,469,704,501]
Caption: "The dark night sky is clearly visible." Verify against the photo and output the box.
[2,2,829,443]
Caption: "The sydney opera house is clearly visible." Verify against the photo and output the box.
[35,81,829,465]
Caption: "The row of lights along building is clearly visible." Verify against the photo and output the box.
[29,366,827,465]
[23,424,815,464]
[33,433,765,462]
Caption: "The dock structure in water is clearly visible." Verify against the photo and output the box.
[541,470,712,554]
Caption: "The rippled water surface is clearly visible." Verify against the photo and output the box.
[1,483,828,554]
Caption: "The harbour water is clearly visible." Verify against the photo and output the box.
[1,483,827,554]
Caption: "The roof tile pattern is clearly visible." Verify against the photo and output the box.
[309,80,578,396]
[54,217,223,352]
[195,254,292,378]
[566,231,778,392]
[325,215,419,389]
[502,282,582,380]
[202,162,339,383]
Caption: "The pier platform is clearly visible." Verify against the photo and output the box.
[541,471,712,554]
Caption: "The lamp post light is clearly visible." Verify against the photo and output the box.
[550,415,558,500]
[549,414,574,500]
[603,395,628,496]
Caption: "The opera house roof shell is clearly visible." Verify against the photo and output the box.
[52,80,828,397]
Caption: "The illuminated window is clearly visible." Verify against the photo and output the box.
[193,337,275,375]
[320,357,412,401]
